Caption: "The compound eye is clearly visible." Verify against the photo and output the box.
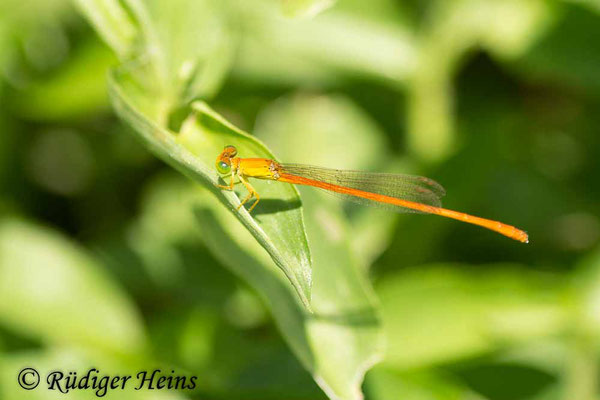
[216,160,231,174]
[224,145,237,157]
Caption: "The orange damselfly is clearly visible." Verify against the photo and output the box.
[215,145,528,243]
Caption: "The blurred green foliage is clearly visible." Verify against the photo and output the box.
[1,0,600,399]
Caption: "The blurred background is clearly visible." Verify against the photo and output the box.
[1,0,600,399]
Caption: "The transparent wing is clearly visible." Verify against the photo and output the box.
[280,164,445,213]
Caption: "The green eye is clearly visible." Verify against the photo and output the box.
[216,161,231,174]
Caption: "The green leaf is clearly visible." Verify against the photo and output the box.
[571,247,600,341]
[233,3,415,87]
[108,65,312,308]
[13,40,115,120]
[77,0,233,100]
[0,219,147,356]
[378,264,566,369]
[72,0,139,58]
[193,185,384,400]
[280,0,337,18]
[0,0,73,80]
[126,0,234,100]
[366,366,479,400]
[77,0,312,305]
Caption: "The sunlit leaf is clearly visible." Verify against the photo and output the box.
[378,264,566,369]
[0,219,147,355]
[13,41,115,120]
[73,0,138,57]
[0,0,73,80]
[132,0,234,100]
[194,185,384,400]
[571,247,600,341]
[280,0,336,18]
[74,0,314,307]
[366,366,480,400]
[77,0,233,100]
[108,66,312,307]
[234,3,415,87]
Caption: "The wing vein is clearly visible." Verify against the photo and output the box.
[280,163,445,213]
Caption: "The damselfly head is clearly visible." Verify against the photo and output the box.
[222,145,237,158]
